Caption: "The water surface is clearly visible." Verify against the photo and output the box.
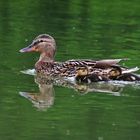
[0,0,140,140]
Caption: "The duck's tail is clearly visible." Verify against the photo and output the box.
[122,67,139,74]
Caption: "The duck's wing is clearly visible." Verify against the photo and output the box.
[64,58,127,68]
[54,59,136,77]
[95,59,125,68]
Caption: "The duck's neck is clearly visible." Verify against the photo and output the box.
[39,52,54,62]
[35,51,55,70]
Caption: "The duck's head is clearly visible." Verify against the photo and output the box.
[20,34,56,61]
[76,67,88,76]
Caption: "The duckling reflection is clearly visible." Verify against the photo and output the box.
[20,82,54,111]
[74,83,123,96]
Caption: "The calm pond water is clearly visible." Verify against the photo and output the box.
[0,0,140,140]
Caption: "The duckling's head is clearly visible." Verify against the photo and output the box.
[109,66,122,79]
[76,67,88,76]
[20,34,56,57]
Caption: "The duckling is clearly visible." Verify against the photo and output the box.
[109,66,122,80]
[75,67,108,83]
[117,73,140,81]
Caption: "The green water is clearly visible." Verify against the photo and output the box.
[0,0,140,140]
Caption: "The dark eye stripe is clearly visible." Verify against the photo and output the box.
[33,40,47,46]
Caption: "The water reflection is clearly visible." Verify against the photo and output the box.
[20,83,54,111]
[19,71,131,110]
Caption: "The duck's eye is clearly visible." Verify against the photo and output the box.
[33,40,44,46]
[39,40,44,43]
[33,41,39,45]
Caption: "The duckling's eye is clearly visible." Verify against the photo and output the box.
[82,69,86,72]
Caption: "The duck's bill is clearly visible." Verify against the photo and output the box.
[19,45,34,53]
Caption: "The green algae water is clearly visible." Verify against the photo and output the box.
[0,0,140,140]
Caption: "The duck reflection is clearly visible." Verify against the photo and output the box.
[19,72,125,110]
[20,80,54,111]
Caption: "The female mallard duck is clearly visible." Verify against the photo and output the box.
[20,34,140,81]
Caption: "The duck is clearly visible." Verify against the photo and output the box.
[19,34,140,82]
